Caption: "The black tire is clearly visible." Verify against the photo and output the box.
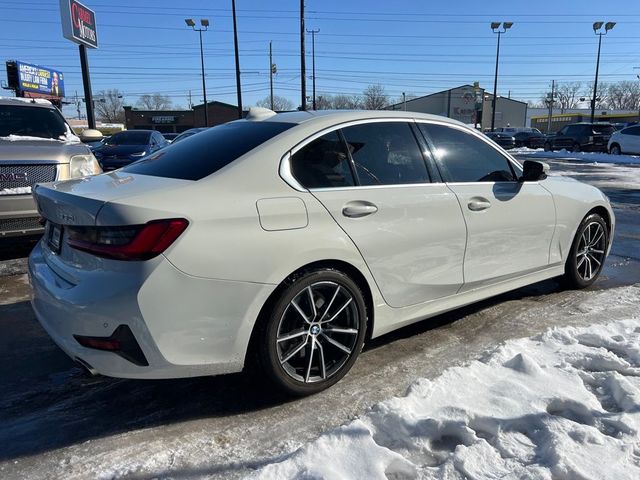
[610,144,621,155]
[572,142,581,153]
[562,213,608,289]
[544,142,552,152]
[256,269,367,396]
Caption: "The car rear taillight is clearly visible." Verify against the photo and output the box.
[67,218,189,261]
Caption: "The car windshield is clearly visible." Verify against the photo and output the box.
[122,121,295,180]
[592,125,614,135]
[105,131,151,145]
[0,104,68,139]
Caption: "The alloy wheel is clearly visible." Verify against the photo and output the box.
[276,281,360,383]
[575,221,606,282]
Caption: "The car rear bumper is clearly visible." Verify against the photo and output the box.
[28,241,276,379]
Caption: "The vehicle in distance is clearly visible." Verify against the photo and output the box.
[171,127,208,144]
[544,122,614,153]
[513,131,547,149]
[162,132,180,143]
[92,130,168,171]
[0,97,101,238]
[29,109,614,396]
[485,131,516,149]
[608,124,640,155]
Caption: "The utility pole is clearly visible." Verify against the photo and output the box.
[231,0,243,119]
[546,80,555,134]
[185,18,210,126]
[188,90,192,109]
[300,0,306,111]
[402,92,406,111]
[269,41,277,110]
[306,28,319,110]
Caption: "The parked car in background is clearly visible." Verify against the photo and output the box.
[496,127,543,135]
[162,132,179,143]
[513,131,547,149]
[171,127,208,144]
[543,123,614,153]
[0,97,101,238]
[29,109,613,396]
[485,131,516,149]
[608,124,640,155]
[93,130,168,171]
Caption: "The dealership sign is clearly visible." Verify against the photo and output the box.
[60,0,98,48]
[16,61,65,98]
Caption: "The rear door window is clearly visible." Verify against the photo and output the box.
[290,131,356,188]
[592,125,614,135]
[123,121,295,180]
[340,122,430,186]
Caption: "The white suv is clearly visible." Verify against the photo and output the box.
[608,125,640,155]
[0,98,101,238]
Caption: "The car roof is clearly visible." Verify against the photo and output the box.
[0,97,56,108]
[253,109,469,129]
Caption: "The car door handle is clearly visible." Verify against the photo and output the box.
[342,201,378,218]
[468,199,491,211]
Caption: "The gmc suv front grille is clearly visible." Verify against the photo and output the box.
[0,163,58,190]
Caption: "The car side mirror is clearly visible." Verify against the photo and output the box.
[520,160,549,182]
[79,128,103,143]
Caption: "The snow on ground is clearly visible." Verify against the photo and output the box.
[0,186,32,196]
[251,286,640,480]
[513,147,640,165]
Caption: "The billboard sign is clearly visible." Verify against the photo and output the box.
[60,0,98,48]
[16,61,65,98]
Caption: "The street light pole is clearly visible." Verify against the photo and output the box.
[591,22,615,123]
[300,0,306,111]
[269,41,275,110]
[185,18,210,127]
[490,22,513,132]
[307,28,319,109]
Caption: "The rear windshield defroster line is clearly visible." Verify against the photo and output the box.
[122,121,296,180]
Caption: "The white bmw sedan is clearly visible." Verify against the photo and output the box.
[29,110,614,395]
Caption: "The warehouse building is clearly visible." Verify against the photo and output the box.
[387,84,528,130]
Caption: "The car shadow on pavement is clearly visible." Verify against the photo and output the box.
[0,278,566,462]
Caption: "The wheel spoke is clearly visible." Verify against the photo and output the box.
[577,254,586,270]
[291,298,311,324]
[324,327,359,335]
[321,332,352,354]
[590,248,604,254]
[277,330,308,343]
[590,228,604,247]
[318,285,341,322]
[280,339,308,364]
[305,338,316,382]
[316,339,327,379]
[323,297,353,324]
[585,256,593,280]
[587,253,601,266]
[307,286,317,319]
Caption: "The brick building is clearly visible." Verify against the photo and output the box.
[123,101,242,133]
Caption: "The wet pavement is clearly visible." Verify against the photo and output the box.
[0,158,638,479]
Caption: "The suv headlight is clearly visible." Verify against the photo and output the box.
[70,153,102,178]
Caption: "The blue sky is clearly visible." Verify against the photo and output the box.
[1,0,639,118]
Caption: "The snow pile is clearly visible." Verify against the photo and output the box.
[0,186,31,196]
[515,148,640,165]
[251,316,640,479]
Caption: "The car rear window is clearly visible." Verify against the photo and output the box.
[106,131,152,145]
[592,125,614,135]
[122,121,295,180]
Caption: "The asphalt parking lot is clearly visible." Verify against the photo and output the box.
[0,157,639,479]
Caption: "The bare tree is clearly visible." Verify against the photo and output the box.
[94,89,125,123]
[583,84,608,109]
[331,94,362,109]
[256,95,294,111]
[136,93,172,110]
[314,94,334,110]
[605,81,640,110]
[555,82,582,112]
[362,84,388,110]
